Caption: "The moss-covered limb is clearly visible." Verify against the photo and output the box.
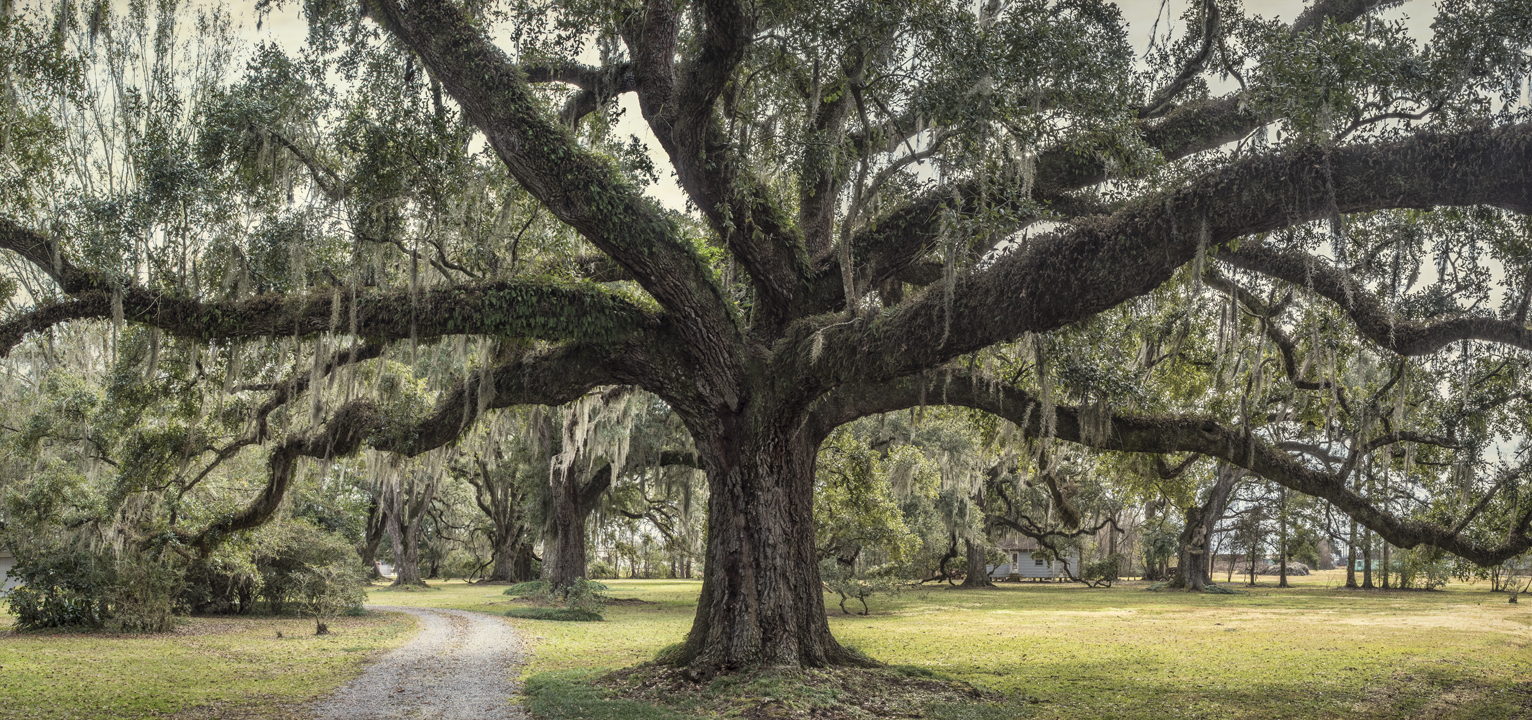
[1222,243,1532,356]
[184,342,622,555]
[624,0,815,331]
[1292,0,1404,35]
[523,60,634,91]
[840,2,1397,292]
[835,122,1532,387]
[366,0,747,400]
[1034,0,1397,193]
[523,61,637,127]
[0,296,100,357]
[806,369,1532,567]
[178,341,388,499]
[0,274,656,358]
[187,400,381,555]
[798,77,857,258]
[0,215,101,293]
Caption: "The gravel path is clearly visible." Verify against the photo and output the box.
[311,606,529,720]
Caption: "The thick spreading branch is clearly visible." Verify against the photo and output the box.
[366,0,746,403]
[624,0,814,329]
[1222,243,1532,356]
[841,0,1410,292]
[1140,0,1221,119]
[0,280,655,360]
[828,123,1532,389]
[808,369,1532,566]
[183,343,622,554]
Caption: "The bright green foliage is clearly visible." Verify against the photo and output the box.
[814,427,925,568]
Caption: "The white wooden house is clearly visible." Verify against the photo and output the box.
[987,536,1080,581]
[0,546,16,591]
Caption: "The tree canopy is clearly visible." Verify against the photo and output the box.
[3,0,1532,676]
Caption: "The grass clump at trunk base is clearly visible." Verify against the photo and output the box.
[525,664,1036,720]
[506,607,604,621]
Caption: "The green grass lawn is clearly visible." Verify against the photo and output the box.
[0,610,414,719]
[4,574,1529,719]
[389,572,1530,720]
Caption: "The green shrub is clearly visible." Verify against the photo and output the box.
[180,556,261,615]
[255,520,359,614]
[503,580,552,597]
[505,607,604,621]
[107,556,182,632]
[820,560,902,615]
[587,560,618,579]
[4,547,111,630]
[564,577,609,615]
[295,563,368,634]
[1080,555,1121,588]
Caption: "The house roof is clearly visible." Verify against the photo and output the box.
[996,537,1042,552]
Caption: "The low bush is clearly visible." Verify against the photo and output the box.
[819,560,901,615]
[505,607,604,621]
[295,564,368,634]
[503,577,608,619]
[503,580,552,597]
[564,577,609,615]
[4,548,110,630]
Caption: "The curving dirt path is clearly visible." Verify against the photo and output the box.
[310,606,529,720]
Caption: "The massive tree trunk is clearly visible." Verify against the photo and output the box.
[1347,518,1359,588]
[489,527,537,583]
[468,456,538,584]
[1278,487,1290,589]
[357,495,387,580]
[544,462,613,591]
[544,461,592,590]
[959,539,995,588]
[669,422,869,676]
[385,473,437,588]
[1173,466,1240,591]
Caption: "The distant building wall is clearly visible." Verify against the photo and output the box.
[0,547,16,591]
[990,550,1080,579]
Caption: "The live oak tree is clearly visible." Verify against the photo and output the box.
[8,0,1532,676]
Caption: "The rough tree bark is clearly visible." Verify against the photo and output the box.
[1278,487,1290,589]
[357,495,387,580]
[544,451,700,591]
[1172,465,1241,591]
[385,472,438,587]
[959,539,995,588]
[544,460,608,591]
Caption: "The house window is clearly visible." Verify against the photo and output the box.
[1034,557,1046,567]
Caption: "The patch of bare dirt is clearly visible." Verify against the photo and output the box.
[600,664,1013,719]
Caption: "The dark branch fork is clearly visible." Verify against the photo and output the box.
[819,0,1413,308]
[821,123,1532,393]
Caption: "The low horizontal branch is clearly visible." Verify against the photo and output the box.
[809,369,1531,566]
[0,277,658,358]
[1222,243,1532,356]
